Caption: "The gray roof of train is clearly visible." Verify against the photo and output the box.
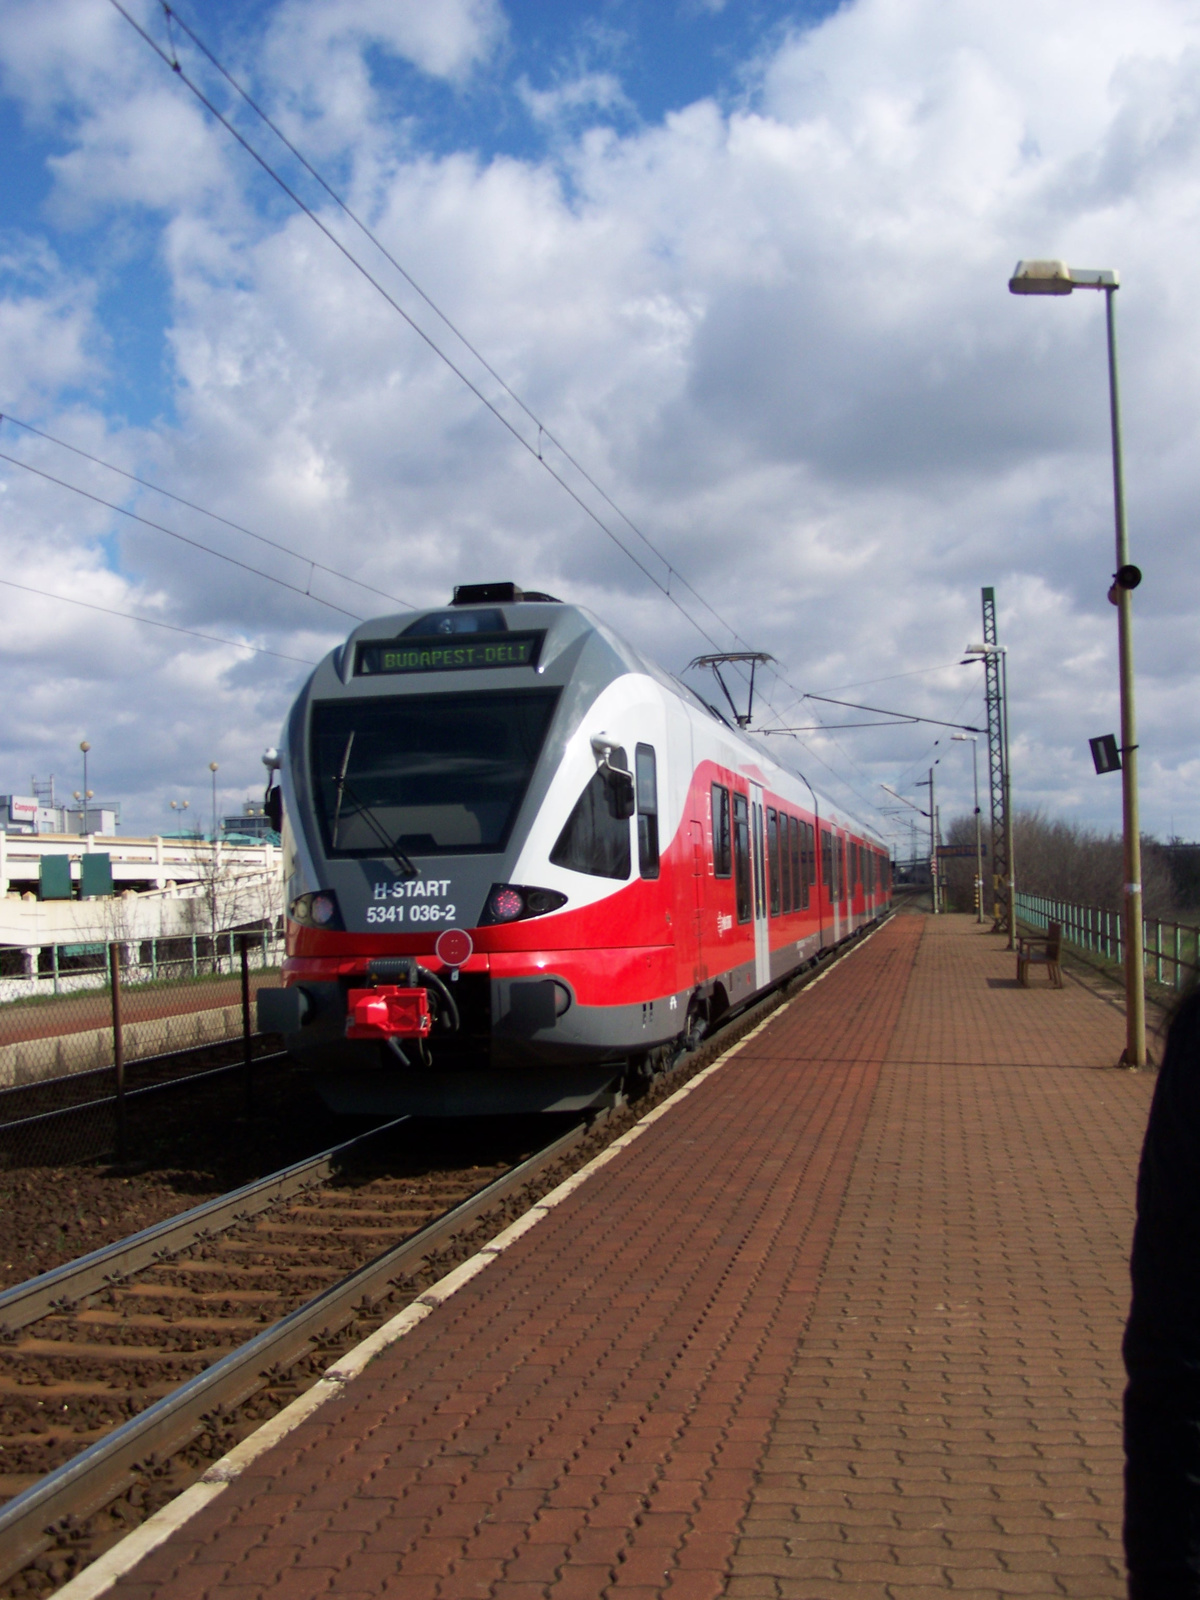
[307,599,884,849]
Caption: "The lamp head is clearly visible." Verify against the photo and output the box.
[1009,259,1073,295]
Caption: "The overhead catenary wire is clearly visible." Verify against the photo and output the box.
[155,2,742,655]
[0,449,364,622]
[0,411,416,612]
[105,0,729,659]
[104,0,961,832]
[0,576,318,665]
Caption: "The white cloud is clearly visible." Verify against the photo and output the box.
[517,71,632,126]
[0,242,100,406]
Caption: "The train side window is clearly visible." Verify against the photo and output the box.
[820,828,832,902]
[635,745,660,879]
[837,837,847,902]
[767,808,781,916]
[803,821,814,907]
[789,815,801,911]
[784,814,796,913]
[712,783,732,877]
[780,813,792,914]
[733,793,752,923]
[550,770,631,880]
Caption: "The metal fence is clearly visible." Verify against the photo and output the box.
[1016,891,1200,992]
[0,934,284,1165]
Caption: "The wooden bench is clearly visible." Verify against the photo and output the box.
[1016,922,1063,988]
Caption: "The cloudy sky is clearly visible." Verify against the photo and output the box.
[1,0,1198,851]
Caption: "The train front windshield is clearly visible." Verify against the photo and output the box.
[310,688,560,857]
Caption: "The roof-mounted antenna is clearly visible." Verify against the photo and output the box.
[687,652,776,729]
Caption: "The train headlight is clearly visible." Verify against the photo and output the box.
[289,889,344,929]
[481,884,568,925]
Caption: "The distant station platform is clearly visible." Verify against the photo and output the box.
[79,910,1154,1600]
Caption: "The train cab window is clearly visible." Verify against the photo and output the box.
[550,761,632,880]
[635,744,660,879]
[767,808,781,916]
[733,793,752,923]
[712,784,731,877]
[311,688,560,858]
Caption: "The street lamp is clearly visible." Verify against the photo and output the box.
[961,643,1015,949]
[951,733,984,924]
[1009,259,1145,1068]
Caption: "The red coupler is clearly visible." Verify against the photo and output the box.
[345,985,432,1039]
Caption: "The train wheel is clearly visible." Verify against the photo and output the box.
[684,998,708,1054]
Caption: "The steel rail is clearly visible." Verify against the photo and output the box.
[0,1052,288,1142]
[0,1115,594,1584]
[0,1104,407,1334]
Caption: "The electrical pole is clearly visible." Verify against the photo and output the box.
[917,770,937,914]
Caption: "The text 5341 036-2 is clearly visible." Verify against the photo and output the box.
[366,903,458,925]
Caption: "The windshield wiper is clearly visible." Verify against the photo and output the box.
[330,742,418,879]
[331,733,355,849]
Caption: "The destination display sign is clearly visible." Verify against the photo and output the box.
[355,631,544,677]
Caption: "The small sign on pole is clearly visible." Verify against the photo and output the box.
[1090,734,1122,775]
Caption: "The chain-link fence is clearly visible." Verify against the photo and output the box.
[0,931,286,1166]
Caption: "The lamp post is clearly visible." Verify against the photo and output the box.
[1009,259,1145,1067]
[916,769,938,913]
[73,740,93,835]
[952,733,984,924]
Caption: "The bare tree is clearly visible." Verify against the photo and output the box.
[942,809,1177,919]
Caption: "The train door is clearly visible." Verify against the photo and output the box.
[749,783,770,989]
[689,818,706,981]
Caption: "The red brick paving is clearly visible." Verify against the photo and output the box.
[103,912,1151,1599]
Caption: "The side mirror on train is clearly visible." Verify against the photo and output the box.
[605,770,635,821]
[264,785,283,833]
[591,736,636,821]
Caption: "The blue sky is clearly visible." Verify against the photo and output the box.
[1,0,1200,845]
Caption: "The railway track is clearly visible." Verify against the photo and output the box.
[0,920,885,1596]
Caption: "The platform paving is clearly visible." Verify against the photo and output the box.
[97,912,1153,1600]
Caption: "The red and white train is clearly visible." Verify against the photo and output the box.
[257,583,891,1115]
